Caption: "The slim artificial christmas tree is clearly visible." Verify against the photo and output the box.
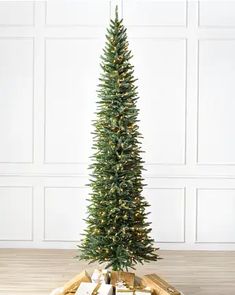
[79,7,159,271]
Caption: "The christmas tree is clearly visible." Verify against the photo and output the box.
[79,7,159,271]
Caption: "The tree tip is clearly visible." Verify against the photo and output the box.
[115,5,119,20]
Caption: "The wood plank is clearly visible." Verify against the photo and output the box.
[0,250,235,295]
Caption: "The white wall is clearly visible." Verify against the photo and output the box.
[0,0,235,250]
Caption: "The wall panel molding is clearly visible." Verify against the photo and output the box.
[0,37,34,164]
[123,0,188,27]
[197,39,235,165]
[43,186,87,242]
[0,1,35,27]
[0,186,34,241]
[195,188,235,244]
[145,187,186,243]
[45,0,111,27]
[131,37,187,165]
[198,0,235,28]
[0,0,234,250]
[43,37,100,164]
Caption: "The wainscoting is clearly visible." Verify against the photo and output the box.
[0,0,235,250]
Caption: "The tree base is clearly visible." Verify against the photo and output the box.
[49,269,184,295]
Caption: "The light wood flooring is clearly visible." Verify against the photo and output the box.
[0,249,235,295]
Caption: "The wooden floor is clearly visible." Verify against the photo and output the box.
[0,249,235,295]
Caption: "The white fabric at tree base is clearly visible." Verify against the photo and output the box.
[75,282,113,295]
[49,286,185,295]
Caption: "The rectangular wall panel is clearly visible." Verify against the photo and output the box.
[198,40,235,164]
[199,1,235,27]
[46,0,110,26]
[145,188,185,243]
[44,38,102,163]
[0,187,33,241]
[0,1,34,26]
[132,39,186,164]
[0,38,34,163]
[124,0,187,26]
[44,187,88,241]
[196,189,235,243]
